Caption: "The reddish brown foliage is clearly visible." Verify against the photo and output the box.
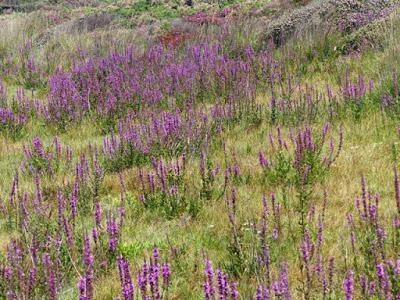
[158,31,190,47]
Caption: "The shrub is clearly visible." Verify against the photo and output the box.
[101,109,211,172]
[22,136,64,176]
[346,175,400,298]
[138,155,188,218]
[15,40,45,90]
[0,107,27,139]
[259,124,343,229]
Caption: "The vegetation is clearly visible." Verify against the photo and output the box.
[0,0,399,299]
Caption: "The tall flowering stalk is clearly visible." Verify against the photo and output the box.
[106,211,120,254]
[15,40,45,89]
[381,72,400,119]
[0,107,27,138]
[117,256,134,300]
[347,176,400,298]
[259,124,342,229]
[83,235,94,299]
[21,136,66,176]
[102,109,210,172]
[47,68,86,128]
[134,247,171,300]
[343,270,354,300]
[202,258,239,300]
[137,155,196,218]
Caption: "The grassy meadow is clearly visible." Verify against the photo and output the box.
[0,0,399,299]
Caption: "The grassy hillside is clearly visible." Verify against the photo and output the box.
[0,0,399,299]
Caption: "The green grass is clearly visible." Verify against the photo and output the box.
[115,1,179,19]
